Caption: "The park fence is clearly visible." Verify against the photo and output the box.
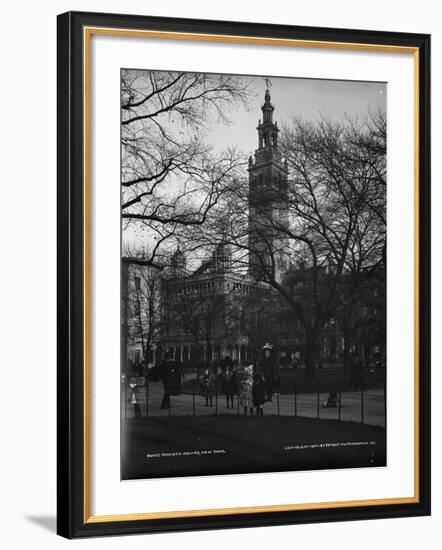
[121,376,386,428]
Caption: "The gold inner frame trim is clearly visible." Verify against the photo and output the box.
[83,26,420,524]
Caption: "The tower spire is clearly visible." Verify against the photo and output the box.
[262,88,274,123]
[256,88,278,150]
[248,86,289,284]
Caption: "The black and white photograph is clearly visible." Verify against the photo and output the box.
[0,0,434,544]
[120,69,387,480]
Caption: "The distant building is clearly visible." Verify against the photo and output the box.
[248,89,290,284]
[121,90,385,371]
[158,89,292,366]
[160,241,256,366]
[121,257,162,371]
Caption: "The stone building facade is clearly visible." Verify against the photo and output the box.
[121,89,385,371]
[121,258,162,370]
[248,89,290,284]
[160,242,256,366]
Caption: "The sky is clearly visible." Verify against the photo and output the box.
[205,74,386,157]
[122,73,386,258]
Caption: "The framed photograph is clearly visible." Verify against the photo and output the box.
[57,11,431,538]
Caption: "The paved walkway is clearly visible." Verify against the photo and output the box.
[123,377,385,428]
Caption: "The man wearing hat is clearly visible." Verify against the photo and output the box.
[261,343,280,401]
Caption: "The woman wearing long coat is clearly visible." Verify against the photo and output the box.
[239,365,254,415]
[199,368,216,407]
[261,344,280,401]
[128,373,144,418]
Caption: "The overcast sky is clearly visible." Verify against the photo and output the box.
[206,75,386,157]
[122,73,386,255]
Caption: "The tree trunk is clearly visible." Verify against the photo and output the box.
[343,332,351,376]
[304,326,318,378]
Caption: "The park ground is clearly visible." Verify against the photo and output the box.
[123,375,386,427]
[121,415,386,480]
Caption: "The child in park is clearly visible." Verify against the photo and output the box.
[240,365,254,415]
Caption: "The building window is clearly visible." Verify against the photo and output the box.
[134,276,141,291]
[134,301,140,316]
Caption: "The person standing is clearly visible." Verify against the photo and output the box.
[220,364,237,408]
[160,352,181,409]
[252,371,266,416]
[239,365,254,415]
[128,372,142,418]
[199,368,216,407]
[261,343,280,402]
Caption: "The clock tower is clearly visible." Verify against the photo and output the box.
[248,89,289,283]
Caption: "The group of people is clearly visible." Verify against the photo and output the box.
[198,343,280,416]
[125,345,381,418]
[126,344,281,415]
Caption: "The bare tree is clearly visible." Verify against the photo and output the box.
[279,113,385,375]
[122,73,387,379]
[193,112,387,377]
[334,269,386,373]
[121,70,251,266]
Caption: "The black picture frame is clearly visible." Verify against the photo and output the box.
[57,10,431,538]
